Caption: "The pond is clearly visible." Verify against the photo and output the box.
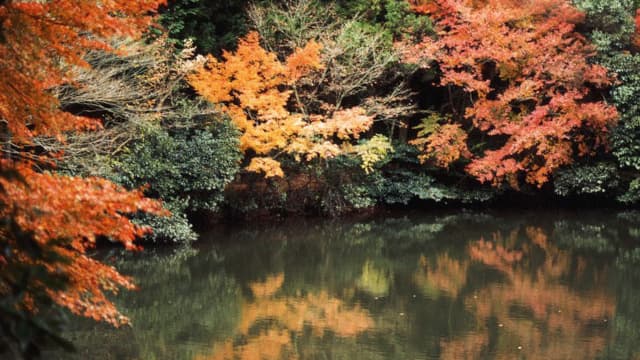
[48,210,640,360]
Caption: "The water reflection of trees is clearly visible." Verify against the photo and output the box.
[47,247,241,360]
[435,226,615,360]
[51,211,640,359]
[198,273,373,360]
[207,213,625,359]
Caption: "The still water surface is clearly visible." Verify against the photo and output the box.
[51,210,640,359]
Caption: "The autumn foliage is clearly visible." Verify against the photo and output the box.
[0,0,165,141]
[404,0,618,187]
[189,32,374,178]
[198,273,373,360]
[1,161,165,325]
[0,0,166,352]
[412,123,471,168]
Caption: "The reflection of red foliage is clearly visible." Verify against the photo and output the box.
[414,253,469,297]
[469,238,523,273]
[449,227,615,360]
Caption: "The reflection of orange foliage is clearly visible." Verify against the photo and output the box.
[526,226,548,249]
[238,291,373,337]
[441,227,616,360]
[440,332,488,360]
[198,272,373,360]
[469,238,523,273]
[414,253,468,298]
[249,273,285,298]
[524,226,572,279]
[210,330,293,360]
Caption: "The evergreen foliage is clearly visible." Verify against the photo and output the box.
[157,0,250,55]
[575,0,640,202]
[111,121,241,242]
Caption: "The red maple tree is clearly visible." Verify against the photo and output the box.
[403,0,618,187]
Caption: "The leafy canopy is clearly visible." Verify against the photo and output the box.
[0,0,166,355]
[403,0,618,188]
[189,31,374,178]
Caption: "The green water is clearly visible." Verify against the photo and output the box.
[49,210,640,360]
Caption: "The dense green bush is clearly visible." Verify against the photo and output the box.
[567,0,640,203]
[576,0,640,178]
[322,144,495,212]
[553,162,621,197]
[223,142,495,218]
[111,120,241,242]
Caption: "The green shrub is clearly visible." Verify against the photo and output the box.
[553,163,620,197]
[571,0,640,203]
[111,120,241,242]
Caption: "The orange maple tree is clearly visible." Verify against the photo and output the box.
[0,0,166,349]
[1,161,165,325]
[403,0,618,187]
[412,123,471,168]
[188,32,374,178]
[0,0,165,140]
